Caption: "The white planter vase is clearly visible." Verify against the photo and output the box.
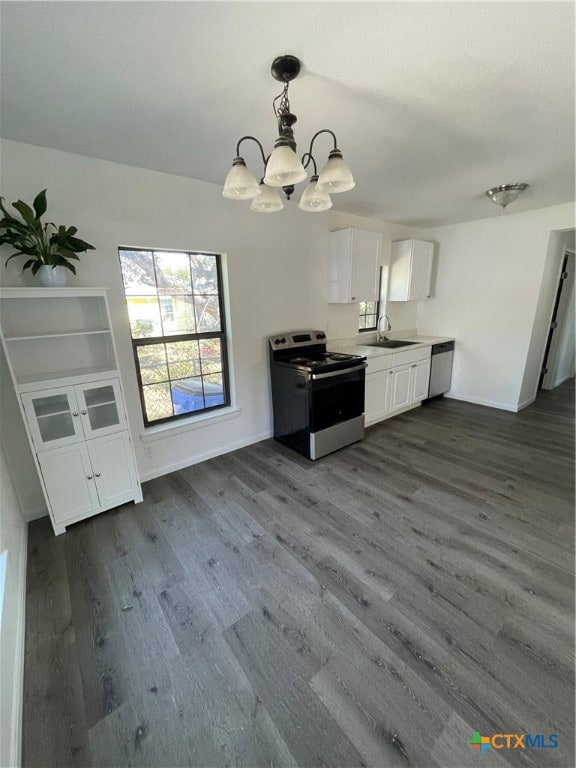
[37,265,68,287]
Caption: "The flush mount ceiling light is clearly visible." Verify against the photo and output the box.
[485,183,529,209]
[223,55,355,213]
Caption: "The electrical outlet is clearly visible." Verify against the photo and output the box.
[144,446,154,459]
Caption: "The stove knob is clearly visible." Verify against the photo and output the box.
[281,337,286,343]
[316,332,326,339]
[274,338,281,345]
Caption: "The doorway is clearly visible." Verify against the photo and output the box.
[540,248,575,390]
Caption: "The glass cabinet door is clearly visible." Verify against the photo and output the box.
[21,387,83,450]
[76,379,126,437]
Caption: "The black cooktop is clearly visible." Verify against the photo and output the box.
[288,352,357,367]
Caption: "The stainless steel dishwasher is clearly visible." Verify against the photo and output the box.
[427,341,454,397]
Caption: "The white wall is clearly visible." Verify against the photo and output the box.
[417,204,575,410]
[0,446,27,768]
[0,139,417,483]
[0,344,47,521]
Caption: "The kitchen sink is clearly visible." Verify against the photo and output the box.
[365,340,419,348]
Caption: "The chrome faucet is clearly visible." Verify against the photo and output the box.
[377,314,391,343]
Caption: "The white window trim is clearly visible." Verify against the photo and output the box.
[140,405,242,443]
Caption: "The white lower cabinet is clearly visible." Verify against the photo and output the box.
[38,432,139,531]
[364,345,432,426]
[37,443,99,522]
[365,369,390,424]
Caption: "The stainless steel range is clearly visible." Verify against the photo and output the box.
[269,330,367,459]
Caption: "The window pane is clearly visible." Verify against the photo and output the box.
[191,254,218,294]
[165,340,202,379]
[143,382,173,421]
[359,316,367,329]
[127,296,162,338]
[199,338,222,373]
[366,315,377,328]
[171,377,205,414]
[137,345,169,384]
[161,295,196,335]
[203,373,225,407]
[154,252,191,294]
[194,295,221,332]
[359,302,367,314]
[119,250,156,295]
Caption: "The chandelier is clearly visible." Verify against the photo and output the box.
[485,183,529,208]
[222,55,355,213]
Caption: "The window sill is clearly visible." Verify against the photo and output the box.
[140,406,242,443]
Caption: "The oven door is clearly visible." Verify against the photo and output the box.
[309,364,366,432]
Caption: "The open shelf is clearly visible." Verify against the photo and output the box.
[5,329,112,342]
[0,294,110,337]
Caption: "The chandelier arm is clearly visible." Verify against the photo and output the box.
[301,152,318,176]
[306,129,339,158]
[235,136,268,170]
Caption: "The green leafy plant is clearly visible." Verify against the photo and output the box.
[0,189,95,275]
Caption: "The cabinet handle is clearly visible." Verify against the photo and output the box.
[351,296,356,301]
[95,472,101,477]
[87,475,93,480]
[411,364,417,368]
[81,410,87,415]
[72,411,79,417]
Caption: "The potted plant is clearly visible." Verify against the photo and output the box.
[0,189,95,286]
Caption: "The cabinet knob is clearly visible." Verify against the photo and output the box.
[72,411,79,417]
[81,410,87,415]
[412,364,417,368]
[389,370,393,374]
[95,472,101,477]
[351,296,356,301]
[86,475,93,480]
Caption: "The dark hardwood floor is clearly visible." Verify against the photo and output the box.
[23,379,575,768]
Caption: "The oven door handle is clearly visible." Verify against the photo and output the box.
[311,362,367,380]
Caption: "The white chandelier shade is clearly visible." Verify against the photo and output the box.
[222,159,261,200]
[251,182,284,213]
[317,151,356,194]
[263,144,307,187]
[298,176,333,212]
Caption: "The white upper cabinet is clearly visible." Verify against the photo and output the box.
[388,239,434,301]
[329,228,383,303]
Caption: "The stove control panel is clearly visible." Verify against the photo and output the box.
[269,330,327,351]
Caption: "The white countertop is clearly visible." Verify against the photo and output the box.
[329,334,455,359]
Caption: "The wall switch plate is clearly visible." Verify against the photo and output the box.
[144,446,154,458]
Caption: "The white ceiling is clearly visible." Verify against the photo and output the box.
[1,1,574,227]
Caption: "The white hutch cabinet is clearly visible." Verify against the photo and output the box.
[0,287,142,535]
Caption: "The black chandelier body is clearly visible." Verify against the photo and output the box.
[222,55,355,213]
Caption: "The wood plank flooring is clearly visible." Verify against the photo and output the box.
[22,380,575,768]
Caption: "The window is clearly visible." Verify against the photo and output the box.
[118,248,230,426]
[358,267,382,332]
[358,300,379,331]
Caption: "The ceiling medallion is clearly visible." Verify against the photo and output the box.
[222,55,355,213]
[485,183,529,209]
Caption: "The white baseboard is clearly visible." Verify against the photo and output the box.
[138,430,273,482]
[516,396,537,411]
[445,393,520,412]
[10,524,27,768]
